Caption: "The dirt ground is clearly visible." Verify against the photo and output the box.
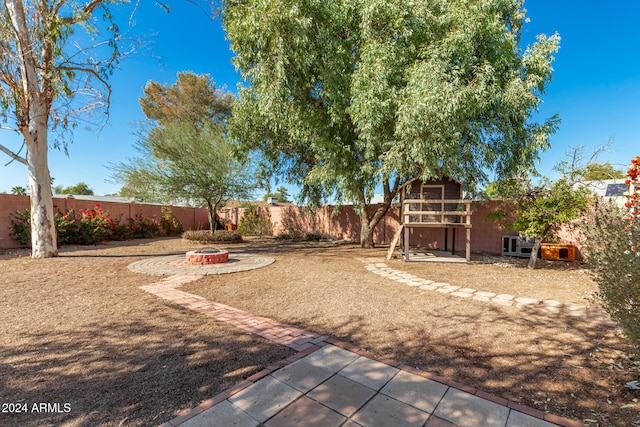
[1,237,639,427]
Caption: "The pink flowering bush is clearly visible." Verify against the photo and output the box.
[10,204,161,246]
[585,156,640,356]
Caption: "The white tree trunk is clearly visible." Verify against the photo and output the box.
[6,0,58,258]
[25,109,58,258]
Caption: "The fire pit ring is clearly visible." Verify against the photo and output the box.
[185,249,229,265]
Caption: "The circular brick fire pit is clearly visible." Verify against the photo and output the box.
[185,249,229,265]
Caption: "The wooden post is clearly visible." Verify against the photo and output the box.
[444,228,448,251]
[466,228,471,262]
[404,225,410,261]
[452,227,456,255]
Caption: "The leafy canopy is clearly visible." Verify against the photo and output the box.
[110,73,255,231]
[224,0,560,206]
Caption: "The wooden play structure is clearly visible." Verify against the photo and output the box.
[387,177,473,262]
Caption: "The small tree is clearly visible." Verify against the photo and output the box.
[109,73,255,233]
[584,156,640,356]
[582,162,627,181]
[491,147,597,268]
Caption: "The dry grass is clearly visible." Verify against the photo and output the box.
[1,238,639,426]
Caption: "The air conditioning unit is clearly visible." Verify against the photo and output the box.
[502,235,536,258]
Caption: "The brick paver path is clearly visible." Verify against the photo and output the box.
[136,271,586,427]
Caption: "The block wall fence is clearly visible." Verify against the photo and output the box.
[0,194,210,249]
[219,200,571,256]
[2,195,584,257]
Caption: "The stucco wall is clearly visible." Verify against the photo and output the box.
[219,201,517,255]
[0,194,210,249]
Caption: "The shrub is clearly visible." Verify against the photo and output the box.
[161,206,183,236]
[9,209,31,246]
[584,156,640,357]
[304,231,323,241]
[9,204,161,246]
[238,205,273,237]
[584,202,640,355]
[182,230,243,243]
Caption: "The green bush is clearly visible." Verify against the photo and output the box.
[238,205,273,237]
[9,205,161,247]
[9,209,30,246]
[584,202,640,356]
[182,230,243,243]
[161,206,183,236]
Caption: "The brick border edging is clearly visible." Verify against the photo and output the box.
[146,274,585,427]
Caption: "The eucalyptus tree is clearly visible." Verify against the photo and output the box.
[0,0,131,257]
[223,0,560,247]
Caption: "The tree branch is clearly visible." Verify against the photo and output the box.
[0,142,27,165]
[61,0,104,24]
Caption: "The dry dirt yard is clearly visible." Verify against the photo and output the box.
[1,237,639,426]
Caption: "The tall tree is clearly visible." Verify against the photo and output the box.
[0,0,130,257]
[53,182,94,195]
[110,72,255,233]
[223,0,560,247]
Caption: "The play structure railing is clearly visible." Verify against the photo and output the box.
[402,199,472,226]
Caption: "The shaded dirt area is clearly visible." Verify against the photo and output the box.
[1,238,639,426]
[0,238,294,427]
[183,239,640,427]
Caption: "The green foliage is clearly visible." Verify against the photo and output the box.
[53,182,94,195]
[262,186,292,203]
[582,162,627,181]
[9,209,31,245]
[181,230,243,243]
[11,186,27,195]
[9,205,161,247]
[109,72,255,234]
[584,202,640,356]
[160,206,183,236]
[237,205,273,237]
[224,0,560,246]
[506,178,594,240]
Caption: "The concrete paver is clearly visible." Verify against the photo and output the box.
[264,396,346,427]
[271,359,334,393]
[434,388,510,427]
[303,344,360,372]
[352,394,430,427]
[178,400,259,427]
[227,376,302,422]
[506,410,560,427]
[425,415,461,427]
[380,370,449,413]
[307,374,376,417]
[338,356,400,391]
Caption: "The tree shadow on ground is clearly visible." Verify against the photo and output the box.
[277,301,633,426]
[0,305,293,427]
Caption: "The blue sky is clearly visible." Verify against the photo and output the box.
[1,0,638,196]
